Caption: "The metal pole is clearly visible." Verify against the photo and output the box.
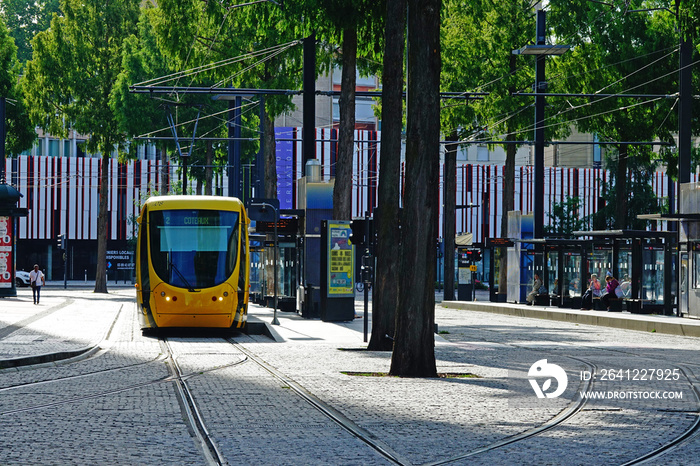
[363,212,370,342]
[257,95,265,197]
[63,236,67,290]
[303,34,316,168]
[182,155,188,193]
[678,34,692,186]
[272,205,280,325]
[534,9,546,241]
[0,97,5,183]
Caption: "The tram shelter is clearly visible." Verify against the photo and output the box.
[571,230,675,315]
[501,230,675,315]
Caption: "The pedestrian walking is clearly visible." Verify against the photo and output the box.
[29,264,45,305]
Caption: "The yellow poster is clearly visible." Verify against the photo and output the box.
[328,222,354,296]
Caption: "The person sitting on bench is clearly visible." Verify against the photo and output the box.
[581,273,602,310]
[601,273,621,311]
[526,273,543,305]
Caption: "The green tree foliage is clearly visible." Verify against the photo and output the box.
[593,147,667,230]
[0,0,59,64]
[284,0,383,220]
[154,0,305,198]
[441,0,565,297]
[112,6,232,196]
[548,1,680,229]
[544,196,590,237]
[23,0,140,293]
[0,15,35,156]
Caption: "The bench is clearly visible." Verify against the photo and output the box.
[594,295,656,313]
[549,293,561,307]
[534,293,550,306]
[622,298,656,314]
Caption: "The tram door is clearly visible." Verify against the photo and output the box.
[680,253,689,317]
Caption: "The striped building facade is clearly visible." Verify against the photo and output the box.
[4,128,687,279]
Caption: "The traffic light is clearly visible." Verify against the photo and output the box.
[349,219,366,247]
[465,248,481,263]
[57,234,65,250]
[472,249,482,262]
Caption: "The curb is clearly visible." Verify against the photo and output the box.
[0,345,98,370]
[441,301,700,338]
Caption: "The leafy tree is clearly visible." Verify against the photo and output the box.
[544,196,590,237]
[0,16,35,157]
[593,147,667,230]
[112,7,177,192]
[23,0,140,293]
[548,0,680,229]
[285,0,384,220]
[0,0,59,64]
[390,0,440,378]
[441,0,559,297]
[154,0,304,199]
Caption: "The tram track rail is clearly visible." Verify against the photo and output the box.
[2,300,700,465]
[434,325,700,465]
[620,364,700,465]
[226,337,413,466]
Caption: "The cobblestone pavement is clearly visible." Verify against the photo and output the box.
[1,287,700,465]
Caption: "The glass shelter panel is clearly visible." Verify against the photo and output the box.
[589,247,613,282]
[278,242,297,297]
[563,253,582,298]
[617,247,633,298]
[493,247,505,293]
[546,251,559,291]
[694,248,700,289]
[642,247,665,304]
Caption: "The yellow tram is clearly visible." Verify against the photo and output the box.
[135,195,249,329]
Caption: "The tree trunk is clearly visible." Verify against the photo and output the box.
[615,143,628,229]
[443,131,457,301]
[369,0,406,351]
[263,109,277,199]
[94,151,109,293]
[390,0,440,378]
[333,26,357,221]
[205,141,213,196]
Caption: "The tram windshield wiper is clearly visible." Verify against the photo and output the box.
[168,252,198,292]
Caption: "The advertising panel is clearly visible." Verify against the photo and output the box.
[0,216,13,288]
[327,222,354,296]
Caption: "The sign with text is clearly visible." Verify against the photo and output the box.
[106,250,134,271]
[327,222,354,296]
[0,217,12,288]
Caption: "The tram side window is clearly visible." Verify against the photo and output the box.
[694,250,700,289]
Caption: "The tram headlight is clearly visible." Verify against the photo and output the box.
[219,297,224,301]
[223,292,229,297]
[161,291,166,297]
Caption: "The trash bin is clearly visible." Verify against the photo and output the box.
[302,284,320,319]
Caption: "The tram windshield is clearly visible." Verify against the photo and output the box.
[149,209,240,289]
